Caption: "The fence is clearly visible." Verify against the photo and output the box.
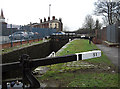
[31,28,56,39]
[94,21,120,44]
[21,26,56,39]
[1,23,56,44]
[106,23,119,43]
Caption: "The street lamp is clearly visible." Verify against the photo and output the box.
[49,4,51,18]
[39,18,40,24]
[10,24,13,47]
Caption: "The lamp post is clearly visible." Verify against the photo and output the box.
[10,24,13,47]
[49,4,51,18]
[39,18,40,24]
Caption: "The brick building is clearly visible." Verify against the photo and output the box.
[0,9,18,36]
[31,16,63,32]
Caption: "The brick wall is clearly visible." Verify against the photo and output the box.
[1,39,42,49]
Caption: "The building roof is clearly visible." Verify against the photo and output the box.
[29,19,62,27]
[27,16,62,27]
[41,19,61,24]
[49,19,61,23]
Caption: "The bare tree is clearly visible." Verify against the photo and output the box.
[112,1,120,22]
[83,15,95,30]
[95,19,102,29]
[102,17,109,26]
[94,0,120,25]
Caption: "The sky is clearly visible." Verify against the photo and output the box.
[0,0,101,31]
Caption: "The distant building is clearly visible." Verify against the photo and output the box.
[0,9,7,36]
[0,9,18,36]
[31,16,63,32]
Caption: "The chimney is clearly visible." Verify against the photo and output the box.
[44,17,46,22]
[52,16,55,20]
[59,18,62,22]
[48,17,50,21]
[40,19,42,23]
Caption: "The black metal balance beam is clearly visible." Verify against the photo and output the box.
[2,50,101,88]
[31,54,79,68]
[2,54,79,73]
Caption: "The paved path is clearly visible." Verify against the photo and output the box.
[96,44,119,69]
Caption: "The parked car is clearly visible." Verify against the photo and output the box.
[52,31,65,35]
[9,31,29,40]
[28,32,34,38]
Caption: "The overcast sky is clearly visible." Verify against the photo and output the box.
[0,0,100,31]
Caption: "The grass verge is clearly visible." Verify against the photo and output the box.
[37,39,119,87]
